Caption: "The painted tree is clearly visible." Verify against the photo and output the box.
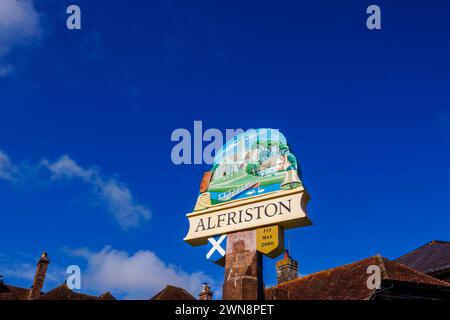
[246,163,260,176]
[280,144,301,176]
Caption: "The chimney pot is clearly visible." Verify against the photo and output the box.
[199,282,213,300]
[276,250,299,284]
[29,251,50,299]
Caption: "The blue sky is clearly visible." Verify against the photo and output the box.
[1,0,450,299]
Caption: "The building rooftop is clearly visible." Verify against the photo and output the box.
[395,240,450,275]
[150,285,196,300]
[36,283,98,300]
[266,255,450,300]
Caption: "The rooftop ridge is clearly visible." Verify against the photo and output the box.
[383,258,450,288]
[395,240,450,261]
[273,255,382,289]
[376,255,389,280]
[271,254,450,292]
[36,282,97,300]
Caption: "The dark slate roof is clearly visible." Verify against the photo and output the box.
[395,240,450,275]
[266,256,450,300]
[150,285,196,300]
[36,283,97,300]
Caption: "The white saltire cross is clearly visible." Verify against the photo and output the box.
[206,235,226,259]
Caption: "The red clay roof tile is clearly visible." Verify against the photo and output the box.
[150,285,196,300]
[266,256,450,300]
[36,283,97,300]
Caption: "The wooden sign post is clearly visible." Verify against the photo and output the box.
[222,230,264,300]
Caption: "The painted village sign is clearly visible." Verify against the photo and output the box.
[184,128,312,256]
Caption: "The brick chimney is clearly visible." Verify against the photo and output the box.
[276,250,298,284]
[29,252,50,299]
[199,283,213,300]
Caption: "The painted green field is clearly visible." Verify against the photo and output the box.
[208,171,284,193]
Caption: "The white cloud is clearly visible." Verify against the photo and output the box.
[0,255,65,292]
[68,246,215,300]
[0,150,16,181]
[0,262,62,284]
[0,262,36,281]
[42,155,151,229]
[43,155,93,181]
[0,0,41,76]
[96,179,151,229]
[0,149,150,229]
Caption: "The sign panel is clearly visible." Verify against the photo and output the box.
[256,225,284,258]
[185,188,310,246]
[193,129,302,212]
[184,128,312,247]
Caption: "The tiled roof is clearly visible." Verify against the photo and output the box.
[5,285,32,300]
[150,285,196,300]
[266,256,450,300]
[1,251,115,300]
[0,284,41,300]
[395,240,450,275]
[0,282,112,300]
[0,283,18,300]
[36,283,97,300]
[96,291,116,300]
